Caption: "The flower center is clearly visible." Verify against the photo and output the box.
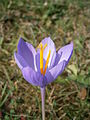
[38,43,51,75]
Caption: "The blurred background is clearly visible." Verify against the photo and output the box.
[0,0,90,120]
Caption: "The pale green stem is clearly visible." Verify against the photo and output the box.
[40,87,45,120]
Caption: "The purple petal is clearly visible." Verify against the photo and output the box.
[17,38,36,70]
[26,42,37,71]
[22,67,47,87]
[57,42,73,65]
[14,52,28,69]
[35,52,40,72]
[37,37,56,69]
[54,52,62,66]
[45,60,66,84]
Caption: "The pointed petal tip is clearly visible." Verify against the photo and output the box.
[17,37,26,51]
[18,37,24,45]
[19,37,24,41]
[67,41,73,51]
[44,36,52,41]
[47,36,53,41]
[47,36,51,39]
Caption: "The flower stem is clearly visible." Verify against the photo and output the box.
[41,87,45,120]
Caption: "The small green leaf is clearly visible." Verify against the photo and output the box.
[67,64,78,76]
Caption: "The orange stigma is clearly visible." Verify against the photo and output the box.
[37,43,51,75]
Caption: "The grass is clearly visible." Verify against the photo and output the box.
[0,0,90,119]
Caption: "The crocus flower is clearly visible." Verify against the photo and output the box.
[14,37,73,120]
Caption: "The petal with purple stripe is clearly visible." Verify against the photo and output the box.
[57,42,73,64]
[22,67,47,87]
[37,37,56,69]
[17,38,36,70]
[14,52,28,69]
[45,60,66,84]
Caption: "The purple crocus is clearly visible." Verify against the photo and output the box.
[14,37,73,120]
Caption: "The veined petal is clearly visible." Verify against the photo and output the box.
[37,37,56,69]
[57,42,73,65]
[45,60,66,84]
[14,52,28,69]
[22,67,47,87]
[26,42,37,71]
[17,38,36,70]
[35,52,40,72]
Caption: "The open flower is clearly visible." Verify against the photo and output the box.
[14,37,73,88]
[14,37,73,120]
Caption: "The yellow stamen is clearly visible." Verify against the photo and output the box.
[43,50,51,75]
[40,43,43,74]
[37,42,51,75]
[39,43,47,74]
[43,44,47,50]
